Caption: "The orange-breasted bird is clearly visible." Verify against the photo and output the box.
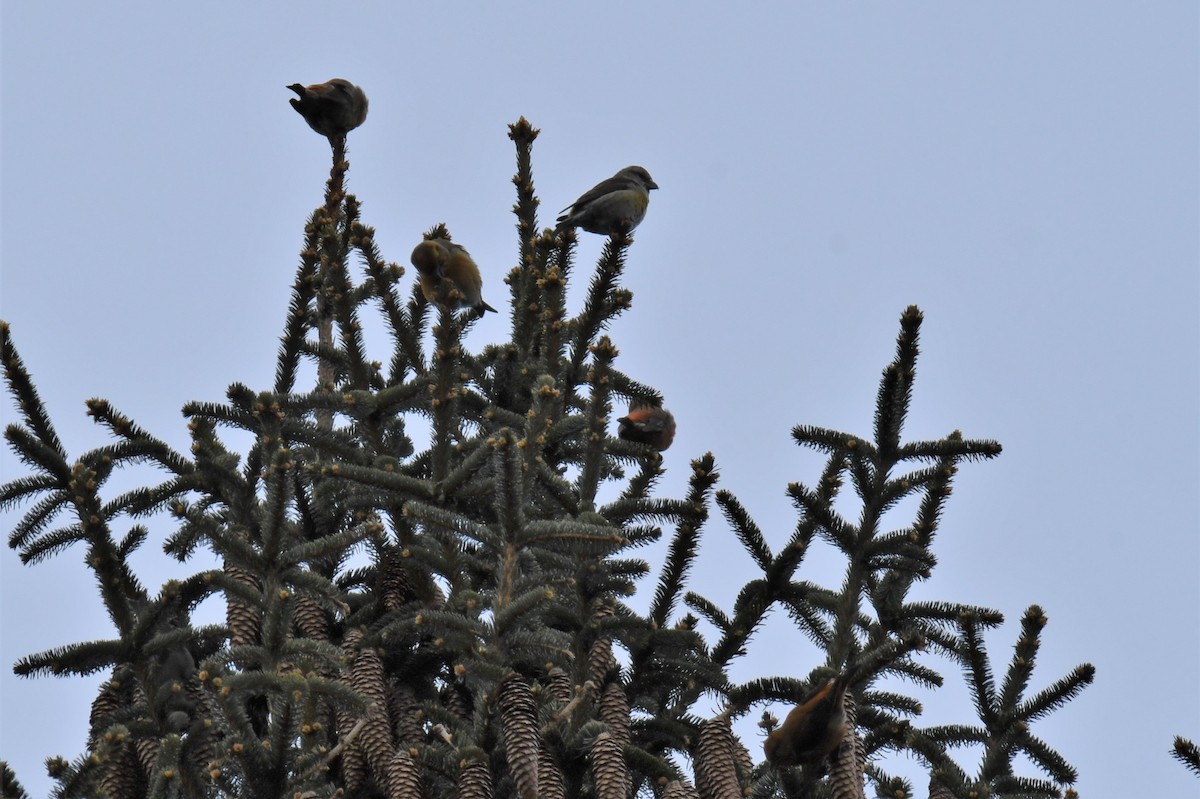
[555,166,658,235]
[617,403,676,451]
[287,79,369,138]
[410,238,497,314]
[763,673,851,769]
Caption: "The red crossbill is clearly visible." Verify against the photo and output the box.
[555,166,658,235]
[410,238,498,314]
[287,79,369,138]
[763,674,851,769]
[617,403,676,451]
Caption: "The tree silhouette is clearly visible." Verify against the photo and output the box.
[1,113,1094,799]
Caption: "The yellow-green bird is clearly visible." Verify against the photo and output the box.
[555,165,658,235]
[410,238,497,314]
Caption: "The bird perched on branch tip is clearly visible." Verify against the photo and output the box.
[287,78,369,138]
[555,165,658,236]
[411,238,497,314]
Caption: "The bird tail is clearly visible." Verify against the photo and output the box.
[553,212,575,233]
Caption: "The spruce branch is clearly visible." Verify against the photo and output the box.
[1173,736,1200,778]
[648,454,719,629]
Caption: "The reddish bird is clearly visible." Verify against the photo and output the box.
[763,673,851,769]
[617,404,676,451]
[410,238,497,314]
[287,78,369,138]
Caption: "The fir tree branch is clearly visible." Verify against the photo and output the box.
[1,322,68,467]
[1173,736,1200,778]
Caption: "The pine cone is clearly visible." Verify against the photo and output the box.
[584,601,618,698]
[828,690,863,799]
[293,593,330,641]
[598,681,631,750]
[443,681,473,722]
[89,675,125,748]
[694,715,741,799]
[498,673,539,799]
[588,731,628,799]
[389,682,425,746]
[585,636,615,701]
[386,747,422,799]
[538,747,567,799]
[456,757,493,799]
[349,646,394,778]
[224,561,261,646]
[339,739,369,796]
[338,628,371,795]
[133,736,159,778]
[100,746,145,799]
[732,739,755,784]
[544,667,573,706]
[349,645,389,710]
[663,779,702,799]
[378,546,415,611]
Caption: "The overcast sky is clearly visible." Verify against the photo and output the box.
[2,4,1197,797]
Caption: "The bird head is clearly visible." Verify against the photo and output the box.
[619,165,658,191]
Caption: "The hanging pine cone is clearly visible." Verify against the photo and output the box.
[598,681,631,751]
[585,636,615,701]
[544,667,573,706]
[588,731,629,799]
[293,593,330,641]
[456,757,493,799]
[223,561,261,647]
[498,672,539,799]
[337,627,371,795]
[88,673,126,748]
[337,733,369,797]
[538,747,567,799]
[827,689,863,799]
[694,715,741,799]
[732,739,755,784]
[348,645,394,779]
[443,679,473,722]
[378,545,415,611]
[389,681,425,746]
[385,747,422,799]
[584,600,618,701]
[100,745,146,799]
[133,735,159,779]
[663,779,702,799]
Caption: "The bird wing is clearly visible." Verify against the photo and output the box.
[560,174,634,215]
[442,240,471,258]
[641,417,668,433]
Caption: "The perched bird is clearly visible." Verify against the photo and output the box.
[763,673,851,769]
[555,166,658,235]
[287,79,369,138]
[410,238,498,314]
[617,403,676,451]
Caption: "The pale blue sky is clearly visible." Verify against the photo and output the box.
[2,3,1197,797]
